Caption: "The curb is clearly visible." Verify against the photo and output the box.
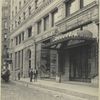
[13,80,98,100]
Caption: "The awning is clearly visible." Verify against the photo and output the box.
[43,30,96,48]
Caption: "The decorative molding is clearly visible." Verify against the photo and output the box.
[10,0,60,35]
[56,1,98,34]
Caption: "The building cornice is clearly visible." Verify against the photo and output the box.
[56,1,99,34]
[10,0,60,34]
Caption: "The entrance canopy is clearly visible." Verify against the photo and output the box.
[43,30,96,49]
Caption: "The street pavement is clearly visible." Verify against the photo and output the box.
[1,80,91,100]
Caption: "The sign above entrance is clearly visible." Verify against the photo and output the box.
[52,30,93,42]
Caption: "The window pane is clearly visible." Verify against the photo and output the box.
[66,0,78,16]
[22,32,24,40]
[83,0,95,6]
[28,27,32,37]
[37,20,42,34]
[44,16,49,31]
[52,10,58,27]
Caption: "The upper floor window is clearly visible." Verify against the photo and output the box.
[12,24,13,30]
[12,11,14,18]
[23,12,26,20]
[35,0,38,9]
[37,20,42,34]
[83,0,95,7]
[52,10,58,27]
[28,26,32,37]
[18,16,21,24]
[44,15,49,31]
[22,32,24,41]
[28,6,31,15]
[15,20,17,27]
[19,34,21,44]
[15,36,18,45]
[4,22,8,29]
[19,1,21,9]
[65,0,78,17]
[4,33,7,39]
[15,6,17,14]
[24,0,26,4]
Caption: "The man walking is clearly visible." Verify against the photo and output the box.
[30,68,33,82]
[18,71,20,80]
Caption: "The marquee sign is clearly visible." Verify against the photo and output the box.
[52,30,93,42]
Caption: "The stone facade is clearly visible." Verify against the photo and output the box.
[9,0,99,85]
[2,0,10,69]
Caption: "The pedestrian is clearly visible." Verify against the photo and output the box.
[30,69,33,82]
[34,69,38,82]
[18,71,20,80]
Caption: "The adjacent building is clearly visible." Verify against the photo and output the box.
[2,0,10,69]
[9,0,99,85]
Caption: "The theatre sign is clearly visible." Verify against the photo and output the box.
[52,30,93,43]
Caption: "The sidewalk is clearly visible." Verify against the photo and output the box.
[15,78,98,100]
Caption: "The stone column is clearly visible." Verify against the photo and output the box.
[31,45,35,70]
[12,52,16,80]
[56,50,60,82]
[20,50,22,76]
[36,43,42,78]
[23,49,27,78]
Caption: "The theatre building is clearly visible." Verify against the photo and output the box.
[9,0,99,85]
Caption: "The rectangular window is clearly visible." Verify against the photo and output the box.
[35,0,38,9]
[28,26,32,37]
[37,20,42,34]
[44,15,49,31]
[22,50,23,71]
[19,34,21,44]
[16,36,18,45]
[66,0,78,17]
[12,24,13,30]
[15,52,17,68]
[4,33,7,39]
[23,12,26,20]
[18,17,21,24]
[28,6,31,15]
[15,21,17,27]
[4,22,8,29]
[12,11,14,18]
[24,0,26,4]
[52,10,58,27]
[83,0,95,7]
[15,6,17,14]
[22,32,24,41]
[19,1,21,9]
[18,51,20,69]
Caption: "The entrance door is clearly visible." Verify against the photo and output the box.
[69,45,90,82]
